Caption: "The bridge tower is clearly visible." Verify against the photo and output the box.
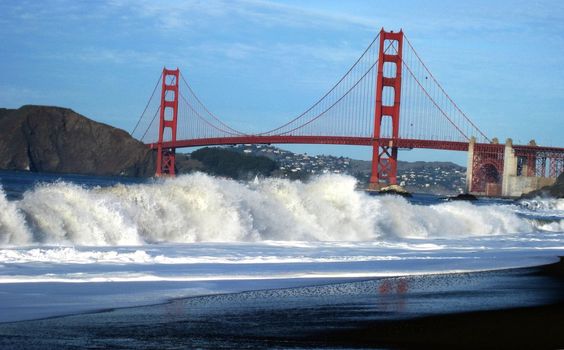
[156,68,180,176]
[369,29,403,189]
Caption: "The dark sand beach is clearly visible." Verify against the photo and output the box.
[318,258,564,349]
[0,258,563,349]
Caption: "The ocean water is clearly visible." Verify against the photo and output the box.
[0,170,563,323]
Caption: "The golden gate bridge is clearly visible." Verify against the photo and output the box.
[131,29,564,197]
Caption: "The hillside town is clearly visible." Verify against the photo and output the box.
[227,144,466,194]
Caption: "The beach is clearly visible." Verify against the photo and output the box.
[0,258,562,349]
[1,172,563,348]
[318,257,564,349]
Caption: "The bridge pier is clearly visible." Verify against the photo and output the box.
[500,139,557,197]
[465,137,475,193]
[131,34,564,190]
[501,138,517,196]
[467,138,559,197]
[369,29,403,190]
[156,68,180,176]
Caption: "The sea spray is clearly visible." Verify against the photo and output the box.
[19,182,141,246]
[519,198,564,212]
[0,173,543,246]
[0,186,31,245]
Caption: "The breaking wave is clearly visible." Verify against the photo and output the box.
[519,198,564,213]
[0,173,547,246]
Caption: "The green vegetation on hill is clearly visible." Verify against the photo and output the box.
[190,147,278,180]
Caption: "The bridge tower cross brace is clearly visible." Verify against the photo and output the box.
[156,68,180,176]
[370,29,403,189]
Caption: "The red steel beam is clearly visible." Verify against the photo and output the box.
[513,145,564,153]
[150,136,472,151]
[148,137,563,160]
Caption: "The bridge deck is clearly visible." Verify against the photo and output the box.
[149,136,564,154]
[150,136,471,151]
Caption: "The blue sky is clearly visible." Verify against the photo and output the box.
[1,0,563,164]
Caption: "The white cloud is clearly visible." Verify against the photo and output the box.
[105,0,380,32]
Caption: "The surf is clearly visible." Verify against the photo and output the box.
[0,173,557,246]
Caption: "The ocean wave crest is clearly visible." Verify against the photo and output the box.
[0,174,539,246]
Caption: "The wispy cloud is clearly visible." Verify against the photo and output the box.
[102,0,564,37]
[106,0,380,32]
[233,0,380,30]
[186,40,363,64]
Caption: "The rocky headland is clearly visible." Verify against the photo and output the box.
[0,105,155,176]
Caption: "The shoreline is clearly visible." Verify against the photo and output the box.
[0,257,562,348]
[0,255,560,324]
[314,257,564,349]
[317,302,564,349]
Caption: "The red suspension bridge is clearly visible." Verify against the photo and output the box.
[131,29,564,197]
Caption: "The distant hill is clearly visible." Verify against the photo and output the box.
[0,105,155,176]
[0,105,468,194]
[186,147,278,180]
[225,144,467,194]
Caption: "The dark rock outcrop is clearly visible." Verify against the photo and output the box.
[522,173,564,198]
[0,105,155,177]
[366,184,412,197]
[446,193,478,201]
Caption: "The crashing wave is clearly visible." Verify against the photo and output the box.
[0,174,544,246]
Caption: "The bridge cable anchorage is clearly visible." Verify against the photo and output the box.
[257,32,381,136]
[179,73,246,136]
[403,35,490,143]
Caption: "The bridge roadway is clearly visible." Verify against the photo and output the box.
[150,136,564,154]
[151,137,469,151]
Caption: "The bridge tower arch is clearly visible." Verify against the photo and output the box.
[470,144,504,196]
[370,29,403,189]
[156,68,180,176]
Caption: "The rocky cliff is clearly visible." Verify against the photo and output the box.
[522,172,564,198]
[0,105,155,176]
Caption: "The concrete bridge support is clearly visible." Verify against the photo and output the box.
[465,137,475,192]
[468,138,557,197]
[501,139,517,196]
[501,139,556,197]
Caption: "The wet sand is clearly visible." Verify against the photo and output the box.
[320,302,564,349]
[316,258,564,349]
[0,258,563,349]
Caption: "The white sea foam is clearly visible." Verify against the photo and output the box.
[0,187,32,245]
[0,246,473,265]
[1,174,562,324]
[0,173,553,246]
[0,270,481,284]
[517,198,564,221]
[537,220,564,232]
[519,198,564,211]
